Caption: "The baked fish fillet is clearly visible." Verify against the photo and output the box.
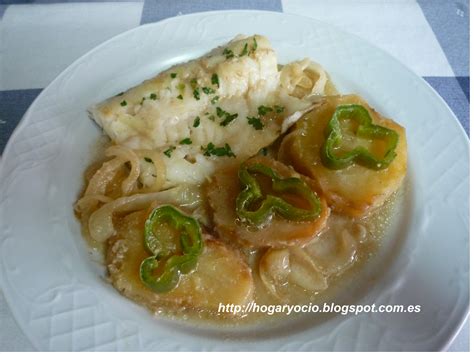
[89,35,333,185]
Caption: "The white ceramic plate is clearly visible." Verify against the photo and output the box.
[0,11,469,351]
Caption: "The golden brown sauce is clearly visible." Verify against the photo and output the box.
[77,130,405,329]
[113,182,405,327]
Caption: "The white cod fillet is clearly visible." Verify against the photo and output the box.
[89,35,330,185]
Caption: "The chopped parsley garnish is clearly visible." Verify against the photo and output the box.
[274,105,285,113]
[202,87,216,95]
[163,146,176,158]
[216,107,225,117]
[247,116,264,130]
[179,138,192,145]
[208,115,216,121]
[211,96,220,104]
[201,143,236,158]
[258,105,273,116]
[193,88,200,100]
[193,116,200,127]
[170,73,177,78]
[223,48,234,59]
[259,147,268,156]
[177,94,183,100]
[239,43,248,57]
[149,93,157,100]
[120,100,127,106]
[252,37,258,52]
[190,78,198,89]
[144,157,153,163]
[220,112,238,127]
[211,73,220,88]
[116,91,124,97]
[140,97,146,105]
[215,107,238,126]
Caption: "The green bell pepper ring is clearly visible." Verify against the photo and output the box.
[236,163,321,227]
[320,104,399,170]
[139,205,203,293]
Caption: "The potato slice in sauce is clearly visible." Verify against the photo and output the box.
[107,210,254,316]
[207,156,330,248]
[279,95,407,217]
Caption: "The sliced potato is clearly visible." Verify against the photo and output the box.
[279,94,407,217]
[207,156,330,248]
[107,210,254,315]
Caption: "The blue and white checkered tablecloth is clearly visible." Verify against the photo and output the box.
[0,0,469,351]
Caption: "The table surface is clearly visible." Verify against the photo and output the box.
[0,0,469,351]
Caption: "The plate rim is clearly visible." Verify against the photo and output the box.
[0,9,469,351]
